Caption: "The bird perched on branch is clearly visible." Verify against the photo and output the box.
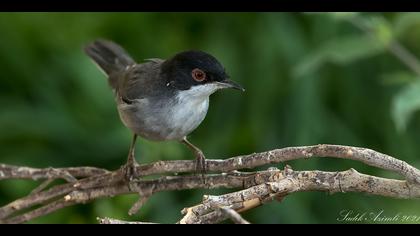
[84,39,244,179]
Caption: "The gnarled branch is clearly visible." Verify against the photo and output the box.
[0,144,419,224]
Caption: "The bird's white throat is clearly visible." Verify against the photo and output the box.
[162,83,222,140]
[173,83,219,122]
[176,83,222,101]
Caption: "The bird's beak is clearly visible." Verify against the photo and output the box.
[217,79,245,92]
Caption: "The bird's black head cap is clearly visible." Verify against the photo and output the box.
[161,50,229,90]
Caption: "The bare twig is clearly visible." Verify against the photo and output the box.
[218,207,251,224]
[0,164,108,180]
[128,195,150,216]
[30,179,55,194]
[0,144,419,224]
[98,217,157,224]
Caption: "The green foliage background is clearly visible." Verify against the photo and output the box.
[0,12,420,224]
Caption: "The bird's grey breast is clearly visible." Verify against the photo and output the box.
[118,94,209,141]
[165,89,210,140]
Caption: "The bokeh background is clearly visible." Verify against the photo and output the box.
[1,12,420,224]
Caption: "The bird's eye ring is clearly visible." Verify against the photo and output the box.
[192,68,206,82]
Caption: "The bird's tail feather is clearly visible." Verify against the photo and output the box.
[84,39,135,76]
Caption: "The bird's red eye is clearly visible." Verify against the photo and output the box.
[192,68,206,82]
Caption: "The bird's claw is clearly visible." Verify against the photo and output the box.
[122,159,141,182]
[194,151,207,183]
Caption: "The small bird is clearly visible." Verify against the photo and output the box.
[84,39,244,179]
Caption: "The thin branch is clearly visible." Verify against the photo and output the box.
[0,170,124,221]
[98,217,157,224]
[0,164,108,180]
[140,145,420,184]
[128,195,150,216]
[30,179,55,194]
[218,207,251,224]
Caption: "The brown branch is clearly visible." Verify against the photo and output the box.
[0,171,124,221]
[0,164,108,181]
[0,144,419,224]
[179,166,420,224]
[2,145,419,183]
[4,145,417,183]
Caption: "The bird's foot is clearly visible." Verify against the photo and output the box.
[180,138,208,184]
[122,159,141,182]
[194,150,207,184]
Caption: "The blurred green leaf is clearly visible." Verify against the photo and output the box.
[393,13,420,37]
[380,71,416,86]
[328,12,359,21]
[293,35,385,77]
[391,80,420,132]
[370,16,393,46]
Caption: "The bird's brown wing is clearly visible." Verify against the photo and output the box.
[116,59,166,102]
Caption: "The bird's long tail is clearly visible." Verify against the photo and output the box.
[84,39,135,81]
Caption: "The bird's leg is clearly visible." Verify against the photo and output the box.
[181,137,207,175]
[122,133,141,181]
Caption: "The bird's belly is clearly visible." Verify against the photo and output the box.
[118,97,209,141]
[166,98,209,140]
